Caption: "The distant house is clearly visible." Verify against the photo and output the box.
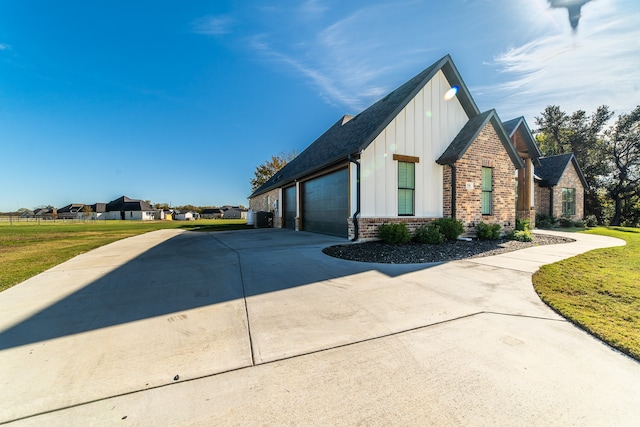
[249,54,524,239]
[201,208,224,219]
[535,153,587,221]
[88,203,107,220]
[103,196,158,220]
[223,207,248,219]
[57,204,86,220]
[19,210,34,218]
[174,210,197,221]
[33,207,56,220]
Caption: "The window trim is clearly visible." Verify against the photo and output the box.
[398,161,415,216]
[562,187,576,216]
[481,167,493,216]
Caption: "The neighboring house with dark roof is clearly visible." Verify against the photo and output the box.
[201,208,224,219]
[57,204,86,220]
[502,116,543,227]
[535,153,587,221]
[103,196,158,220]
[249,54,524,240]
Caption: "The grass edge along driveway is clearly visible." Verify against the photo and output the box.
[0,219,249,292]
[533,227,640,362]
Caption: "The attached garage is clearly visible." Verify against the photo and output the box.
[301,168,349,237]
[283,185,297,230]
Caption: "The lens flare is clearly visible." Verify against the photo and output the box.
[444,86,459,101]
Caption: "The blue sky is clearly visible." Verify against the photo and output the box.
[1,0,638,211]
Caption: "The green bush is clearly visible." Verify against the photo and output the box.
[476,222,501,240]
[378,223,411,244]
[515,218,531,231]
[536,213,557,229]
[508,229,532,242]
[558,215,574,228]
[584,215,598,227]
[431,218,464,241]
[414,224,445,244]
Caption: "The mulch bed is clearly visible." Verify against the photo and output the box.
[322,234,575,264]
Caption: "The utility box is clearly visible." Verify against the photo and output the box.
[255,211,274,228]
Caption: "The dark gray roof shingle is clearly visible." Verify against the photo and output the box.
[251,54,480,197]
[535,153,588,187]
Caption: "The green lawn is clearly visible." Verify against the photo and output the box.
[0,219,250,292]
[533,227,640,361]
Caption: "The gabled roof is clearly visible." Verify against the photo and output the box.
[58,203,85,213]
[502,116,542,166]
[436,110,525,169]
[535,153,588,188]
[106,196,153,212]
[251,54,481,197]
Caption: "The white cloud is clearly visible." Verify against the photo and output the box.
[0,42,10,51]
[192,15,232,36]
[249,2,436,112]
[486,0,640,123]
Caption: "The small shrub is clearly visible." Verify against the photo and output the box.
[431,218,464,241]
[515,218,531,232]
[558,215,573,228]
[476,222,501,240]
[584,215,598,227]
[378,223,411,244]
[572,219,585,228]
[508,229,532,242]
[414,224,445,244]
[536,213,557,229]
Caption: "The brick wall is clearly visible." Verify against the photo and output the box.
[552,164,585,220]
[535,185,551,217]
[351,216,437,241]
[448,122,517,235]
[249,188,282,228]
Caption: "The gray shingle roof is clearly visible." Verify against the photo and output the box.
[535,153,588,188]
[251,54,480,197]
[106,196,153,212]
[436,109,524,169]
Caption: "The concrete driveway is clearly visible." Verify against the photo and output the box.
[1,228,639,425]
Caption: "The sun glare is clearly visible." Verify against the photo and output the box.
[444,86,459,101]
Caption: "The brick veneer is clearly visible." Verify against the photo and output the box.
[444,122,516,235]
[350,216,437,241]
[534,162,584,220]
[249,188,281,228]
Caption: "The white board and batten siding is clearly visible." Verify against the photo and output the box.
[358,70,469,218]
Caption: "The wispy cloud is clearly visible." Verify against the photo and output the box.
[0,42,10,51]
[249,1,435,112]
[485,0,640,123]
[192,15,233,36]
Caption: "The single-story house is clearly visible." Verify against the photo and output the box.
[223,207,248,219]
[103,196,158,220]
[534,153,587,221]
[33,207,56,220]
[174,210,196,221]
[57,204,87,220]
[249,54,524,240]
[201,208,224,219]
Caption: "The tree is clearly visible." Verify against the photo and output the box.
[535,105,613,221]
[82,205,93,220]
[250,151,297,192]
[602,106,640,226]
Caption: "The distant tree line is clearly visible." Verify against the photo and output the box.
[535,105,640,226]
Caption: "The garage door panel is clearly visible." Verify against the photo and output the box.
[283,186,296,230]
[302,169,348,237]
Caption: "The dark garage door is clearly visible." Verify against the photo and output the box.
[302,168,348,237]
[283,186,296,230]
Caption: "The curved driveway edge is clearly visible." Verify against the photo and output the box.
[1,228,638,426]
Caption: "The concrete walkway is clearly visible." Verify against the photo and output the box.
[1,228,638,426]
